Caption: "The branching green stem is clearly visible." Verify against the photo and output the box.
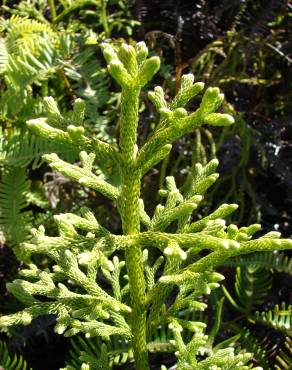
[118,86,149,369]
[48,0,57,22]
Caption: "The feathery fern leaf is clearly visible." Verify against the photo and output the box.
[253,302,292,336]
[0,340,31,370]
[228,326,271,369]
[0,130,79,168]
[0,166,32,244]
[0,15,54,56]
[64,335,132,369]
[275,336,292,370]
[0,39,58,116]
[235,266,272,312]
[223,265,273,313]
[223,251,292,276]
[0,38,9,74]
[64,47,110,107]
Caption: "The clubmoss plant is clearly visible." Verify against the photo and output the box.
[1,42,291,370]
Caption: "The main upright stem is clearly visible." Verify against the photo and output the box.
[119,88,149,370]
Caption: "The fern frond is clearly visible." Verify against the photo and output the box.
[253,302,292,336]
[224,251,292,276]
[228,326,271,369]
[235,266,273,313]
[0,15,54,56]
[64,47,110,108]
[0,130,79,168]
[0,38,9,74]
[0,38,60,118]
[65,335,132,369]
[147,310,175,353]
[275,337,292,370]
[0,166,32,244]
[0,340,31,370]
[223,265,273,314]
[63,47,113,141]
[4,39,57,90]
[0,1,49,23]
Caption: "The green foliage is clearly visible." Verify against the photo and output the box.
[0,15,54,55]
[146,2,291,225]
[0,130,78,168]
[231,327,270,369]
[221,244,292,368]
[224,251,292,276]
[0,41,291,370]
[64,336,132,369]
[0,167,32,245]
[275,337,292,370]
[63,47,114,141]
[253,302,292,337]
[224,265,273,314]
[0,2,290,369]
[0,16,60,119]
[0,6,123,257]
[0,340,31,370]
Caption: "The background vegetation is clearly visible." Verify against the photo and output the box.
[0,0,291,369]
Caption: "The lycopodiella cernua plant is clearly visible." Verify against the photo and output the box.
[1,42,291,370]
